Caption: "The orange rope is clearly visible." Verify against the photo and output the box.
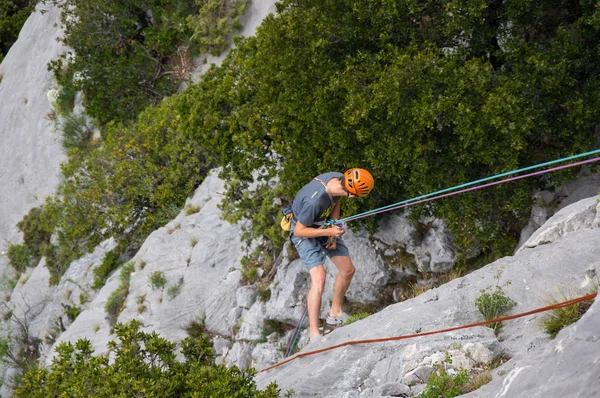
[260,292,597,373]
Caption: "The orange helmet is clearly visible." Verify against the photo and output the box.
[344,168,374,196]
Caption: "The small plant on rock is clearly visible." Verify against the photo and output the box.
[421,353,470,398]
[342,312,371,326]
[149,271,167,290]
[475,265,516,334]
[541,278,598,338]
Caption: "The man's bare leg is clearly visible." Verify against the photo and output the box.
[329,255,355,317]
[308,265,326,338]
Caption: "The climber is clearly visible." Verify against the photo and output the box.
[289,168,374,342]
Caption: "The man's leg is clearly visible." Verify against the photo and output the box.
[329,255,355,317]
[308,264,327,338]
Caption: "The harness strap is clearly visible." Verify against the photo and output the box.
[313,177,334,206]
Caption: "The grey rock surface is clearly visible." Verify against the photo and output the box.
[256,196,600,397]
[0,3,67,265]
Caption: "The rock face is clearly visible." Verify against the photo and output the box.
[0,3,67,260]
[256,195,600,397]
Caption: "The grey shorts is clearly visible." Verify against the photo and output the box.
[290,221,350,270]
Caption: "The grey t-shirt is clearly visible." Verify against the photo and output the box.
[292,172,343,226]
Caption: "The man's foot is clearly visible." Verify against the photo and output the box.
[326,312,350,326]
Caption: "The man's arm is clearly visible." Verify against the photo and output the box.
[293,219,345,238]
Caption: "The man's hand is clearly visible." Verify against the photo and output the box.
[328,225,345,238]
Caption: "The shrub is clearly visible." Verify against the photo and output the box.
[46,0,197,125]
[6,244,32,273]
[541,282,597,339]
[421,353,470,398]
[93,250,122,290]
[183,203,201,215]
[13,320,280,397]
[166,276,184,300]
[187,0,250,56]
[8,207,54,273]
[104,262,135,326]
[149,271,167,290]
[0,0,36,60]
[475,266,517,334]
[64,305,82,322]
[60,113,93,151]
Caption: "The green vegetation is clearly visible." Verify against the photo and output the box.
[64,304,82,322]
[541,281,598,338]
[184,203,201,215]
[21,0,600,293]
[421,353,471,398]
[166,276,185,300]
[13,320,280,397]
[105,262,135,326]
[149,270,167,290]
[179,0,600,265]
[188,0,250,56]
[475,266,517,334]
[93,250,122,290]
[6,207,52,274]
[0,0,36,61]
[342,312,371,326]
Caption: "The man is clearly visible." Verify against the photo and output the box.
[290,168,374,341]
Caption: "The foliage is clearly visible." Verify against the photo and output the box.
[7,207,54,273]
[178,0,600,264]
[0,0,35,59]
[13,320,280,397]
[64,305,82,322]
[421,353,471,398]
[104,262,135,326]
[59,112,94,151]
[341,312,371,326]
[475,266,517,333]
[45,0,197,125]
[149,271,167,290]
[93,249,122,290]
[184,203,201,215]
[257,286,271,302]
[166,276,184,300]
[541,280,598,339]
[188,0,250,56]
[43,98,213,281]
[6,244,31,273]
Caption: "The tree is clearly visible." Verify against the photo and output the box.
[13,320,280,397]
[0,0,35,59]
[181,0,600,261]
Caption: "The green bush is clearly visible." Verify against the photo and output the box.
[105,262,135,326]
[475,266,517,333]
[6,244,32,273]
[13,320,280,397]
[60,113,93,151]
[188,0,250,56]
[46,98,213,280]
[179,0,600,264]
[0,0,35,59]
[93,250,122,290]
[166,276,184,300]
[149,270,167,290]
[64,305,82,322]
[541,283,597,339]
[421,353,471,398]
[46,0,197,125]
